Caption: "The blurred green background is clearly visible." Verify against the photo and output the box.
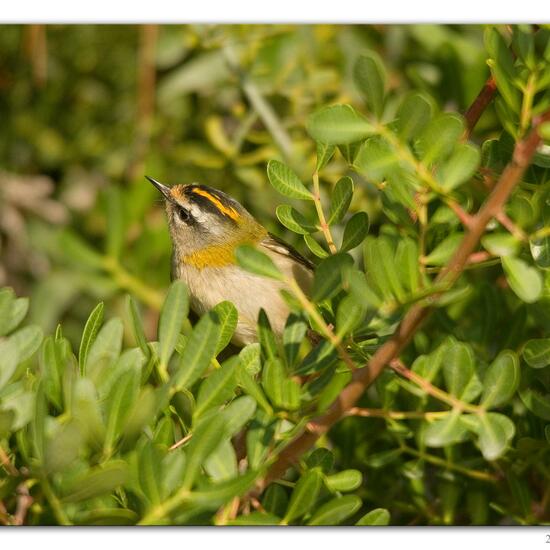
[0,24,495,345]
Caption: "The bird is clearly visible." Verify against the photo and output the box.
[147,176,313,346]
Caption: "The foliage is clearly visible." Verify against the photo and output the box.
[1,24,550,526]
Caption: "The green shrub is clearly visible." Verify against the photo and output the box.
[1,24,550,526]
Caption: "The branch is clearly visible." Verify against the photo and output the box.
[463,75,497,138]
[259,111,550,488]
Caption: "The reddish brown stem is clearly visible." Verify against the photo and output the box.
[259,111,550,489]
[464,76,497,138]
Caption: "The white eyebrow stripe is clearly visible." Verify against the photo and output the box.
[188,202,208,223]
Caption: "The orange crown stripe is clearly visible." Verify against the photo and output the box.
[191,188,240,221]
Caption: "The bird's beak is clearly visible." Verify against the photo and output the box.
[146,175,172,200]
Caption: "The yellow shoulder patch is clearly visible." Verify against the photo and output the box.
[182,244,236,269]
[190,188,240,221]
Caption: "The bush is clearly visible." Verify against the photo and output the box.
[1,24,550,526]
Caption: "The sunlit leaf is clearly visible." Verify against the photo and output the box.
[307,104,375,145]
[267,160,312,200]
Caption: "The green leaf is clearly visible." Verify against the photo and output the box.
[0,288,16,336]
[481,350,520,408]
[103,365,140,456]
[127,295,151,359]
[267,160,313,200]
[283,468,323,524]
[182,414,227,490]
[307,104,376,145]
[502,256,543,303]
[394,92,432,141]
[341,212,369,252]
[204,438,237,481]
[262,358,300,411]
[353,51,386,119]
[437,143,480,191]
[522,338,550,369]
[519,386,550,420]
[327,177,354,226]
[356,508,390,526]
[312,253,354,301]
[395,238,420,293]
[325,469,362,492]
[258,309,279,362]
[305,448,334,473]
[336,294,366,337]
[194,356,238,419]
[424,410,469,447]
[316,142,336,172]
[376,236,406,302]
[470,412,515,461]
[308,495,362,526]
[87,317,123,369]
[184,470,258,510]
[485,27,521,112]
[345,266,382,308]
[173,309,222,390]
[44,420,84,474]
[246,411,276,469]
[276,204,316,235]
[78,302,104,376]
[530,235,550,269]
[296,340,338,376]
[303,234,329,258]
[0,296,29,336]
[424,233,463,266]
[283,314,308,369]
[11,325,43,363]
[228,512,281,526]
[221,395,257,438]
[237,364,273,415]
[239,343,261,376]
[121,385,156,446]
[158,280,189,369]
[61,461,129,503]
[481,233,520,257]
[354,136,399,183]
[235,245,284,280]
[0,339,18,391]
[71,378,105,447]
[213,301,238,354]
[417,113,464,165]
[262,483,289,517]
[443,341,482,402]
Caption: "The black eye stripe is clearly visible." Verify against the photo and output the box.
[184,185,239,224]
[175,205,196,225]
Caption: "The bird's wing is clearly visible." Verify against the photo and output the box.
[260,232,314,271]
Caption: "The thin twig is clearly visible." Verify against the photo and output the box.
[312,172,337,254]
[400,445,498,482]
[389,359,483,414]
[287,277,356,372]
[0,446,18,477]
[169,433,193,451]
[347,407,449,420]
[463,76,497,139]
[257,110,550,488]
[14,484,33,526]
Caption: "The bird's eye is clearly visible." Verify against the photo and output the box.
[177,206,190,223]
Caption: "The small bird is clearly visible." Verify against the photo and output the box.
[147,176,313,346]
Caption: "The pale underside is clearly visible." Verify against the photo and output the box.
[175,241,313,346]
